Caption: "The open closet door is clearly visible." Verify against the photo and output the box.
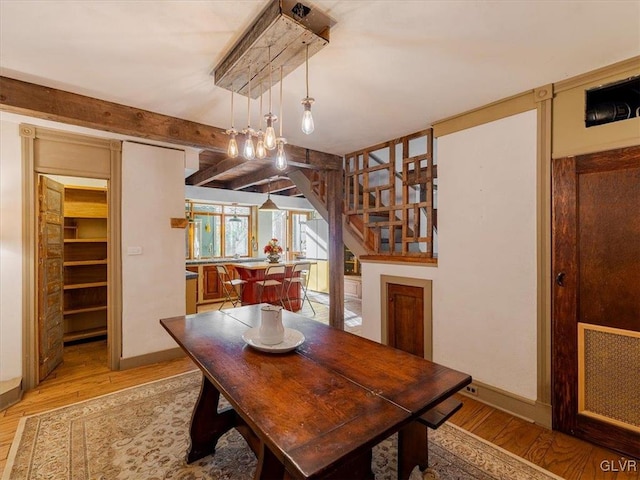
[552,145,640,458]
[37,175,65,381]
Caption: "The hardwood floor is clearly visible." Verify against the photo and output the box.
[2,323,636,479]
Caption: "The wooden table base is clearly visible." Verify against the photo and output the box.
[187,375,375,480]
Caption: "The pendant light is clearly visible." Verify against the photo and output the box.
[259,179,280,211]
[263,46,278,151]
[225,86,238,158]
[275,66,287,171]
[242,66,255,160]
[301,44,315,135]
[255,82,267,159]
[229,202,242,222]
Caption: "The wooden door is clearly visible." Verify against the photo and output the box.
[37,176,65,381]
[552,146,640,458]
[387,283,424,357]
[202,265,222,301]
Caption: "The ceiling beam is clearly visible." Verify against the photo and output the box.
[0,76,342,170]
[252,179,296,193]
[227,164,285,191]
[186,157,257,186]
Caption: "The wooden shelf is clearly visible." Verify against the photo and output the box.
[64,238,107,243]
[64,305,108,315]
[63,185,109,344]
[64,281,107,290]
[64,259,108,267]
[63,327,107,343]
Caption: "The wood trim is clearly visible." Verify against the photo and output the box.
[380,275,432,361]
[551,156,578,432]
[19,125,38,391]
[0,76,341,170]
[0,377,22,411]
[460,379,552,429]
[119,347,186,370]
[433,90,536,138]
[108,142,122,371]
[553,55,640,94]
[536,92,553,408]
[360,255,437,265]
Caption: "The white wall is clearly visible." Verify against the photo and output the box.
[0,120,23,381]
[121,142,186,358]
[361,110,538,401]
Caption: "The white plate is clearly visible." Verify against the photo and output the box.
[242,327,305,353]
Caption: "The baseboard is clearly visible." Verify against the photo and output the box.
[119,347,186,370]
[460,380,552,429]
[0,377,23,411]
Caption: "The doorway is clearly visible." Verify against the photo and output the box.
[381,275,433,360]
[37,174,110,381]
[21,124,122,390]
[552,145,640,458]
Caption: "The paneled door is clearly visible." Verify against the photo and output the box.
[387,283,424,357]
[552,146,640,458]
[37,175,65,381]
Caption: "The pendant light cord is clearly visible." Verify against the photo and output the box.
[268,46,272,114]
[247,66,251,128]
[305,44,309,97]
[279,66,283,136]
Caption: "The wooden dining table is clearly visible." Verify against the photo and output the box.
[160,305,471,480]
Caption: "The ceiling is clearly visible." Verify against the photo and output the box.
[1,0,639,190]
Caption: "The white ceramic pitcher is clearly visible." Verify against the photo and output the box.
[259,305,284,345]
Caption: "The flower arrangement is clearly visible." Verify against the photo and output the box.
[264,238,283,255]
[264,238,283,263]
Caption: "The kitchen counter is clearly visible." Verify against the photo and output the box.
[186,257,266,265]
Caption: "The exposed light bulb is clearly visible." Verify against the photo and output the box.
[226,130,238,158]
[275,140,287,171]
[255,133,267,159]
[243,131,255,160]
[301,99,315,134]
[264,115,277,150]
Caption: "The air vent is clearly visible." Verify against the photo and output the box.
[292,2,311,20]
[585,76,640,127]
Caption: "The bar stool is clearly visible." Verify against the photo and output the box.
[215,265,247,310]
[283,262,315,315]
[255,264,286,308]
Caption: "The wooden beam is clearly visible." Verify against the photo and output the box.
[0,76,341,170]
[326,169,345,329]
[226,164,285,190]
[186,157,274,186]
[254,179,296,193]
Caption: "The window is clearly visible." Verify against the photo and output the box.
[265,210,312,259]
[185,201,252,259]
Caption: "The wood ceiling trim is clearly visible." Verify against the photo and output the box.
[0,76,341,170]
[227,164,285,190]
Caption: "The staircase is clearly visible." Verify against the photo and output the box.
[290,128,437,261]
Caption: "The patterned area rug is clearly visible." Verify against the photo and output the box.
[3,371,562,480]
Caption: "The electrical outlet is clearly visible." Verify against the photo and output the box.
[465,385,478,396]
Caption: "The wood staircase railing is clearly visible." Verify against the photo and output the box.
[300,128,437,260]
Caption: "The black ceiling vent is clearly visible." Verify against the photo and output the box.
[291,2,311,20]
[585,76,640,128]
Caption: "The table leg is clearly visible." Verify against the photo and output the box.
[255,442,286,480]
[186,374,237,463]
[397,421,428,480]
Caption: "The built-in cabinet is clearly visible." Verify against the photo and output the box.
[188,263,239,305]
[62,186,108,343]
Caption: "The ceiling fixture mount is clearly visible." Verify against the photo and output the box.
[213,0,334,162]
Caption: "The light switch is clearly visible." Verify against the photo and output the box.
[127,246,143,255]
